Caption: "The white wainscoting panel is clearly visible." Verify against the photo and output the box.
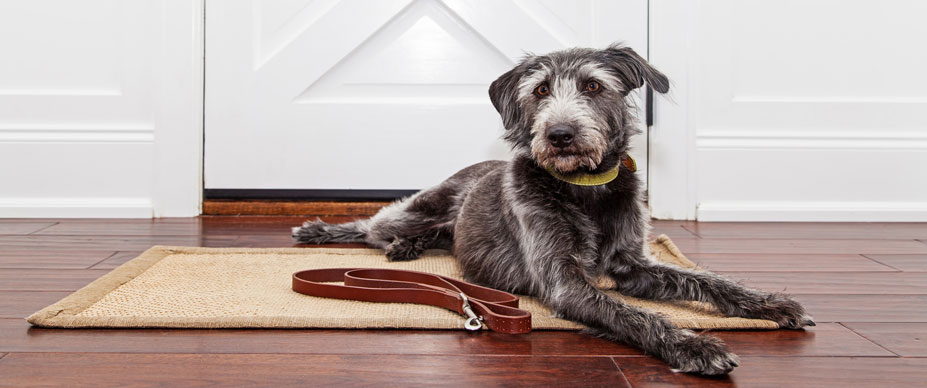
[0,0,203,218]
[650,0,927,221]
[697,201,927,222]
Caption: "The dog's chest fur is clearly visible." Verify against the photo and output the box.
[452,156,647,293]
[552,165,648,272]
[515,155,645,247]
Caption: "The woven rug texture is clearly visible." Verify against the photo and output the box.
[27,235,777,330]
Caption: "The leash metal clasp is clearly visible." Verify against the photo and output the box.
[459,293,483,331]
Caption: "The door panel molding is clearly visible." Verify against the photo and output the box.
[649,0,927,222]
[205,0,650,192]
[0,0,204,218]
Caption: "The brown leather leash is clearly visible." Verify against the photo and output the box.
[291,268,532,334]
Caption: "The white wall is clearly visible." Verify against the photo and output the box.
[650,0,927,221]
[0,0,203,218]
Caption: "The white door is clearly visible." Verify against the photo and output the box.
[649,0,927,221]
[205,0,649,195]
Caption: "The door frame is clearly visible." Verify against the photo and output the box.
[646,0,697,220]
[153,0,205,217]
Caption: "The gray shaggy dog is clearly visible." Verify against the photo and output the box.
[292,44,814,375]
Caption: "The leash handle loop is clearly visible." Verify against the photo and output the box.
[292,268,531,334]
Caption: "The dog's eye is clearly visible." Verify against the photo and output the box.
[535,83,550,97]
[585,80,600,93]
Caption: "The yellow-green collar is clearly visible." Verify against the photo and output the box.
[545,155,637,186]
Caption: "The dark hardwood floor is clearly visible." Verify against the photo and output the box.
[1,216,925,387]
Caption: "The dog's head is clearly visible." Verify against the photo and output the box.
[489,44,669,173]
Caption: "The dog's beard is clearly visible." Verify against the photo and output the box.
[537,151,598,173]
[530,128,608,173]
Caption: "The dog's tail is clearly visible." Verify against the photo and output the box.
[292,218,368,244]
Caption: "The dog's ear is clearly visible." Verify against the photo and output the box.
[488,63,527,130]
[602,44,669,95]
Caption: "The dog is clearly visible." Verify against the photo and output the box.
[292,44,814,375]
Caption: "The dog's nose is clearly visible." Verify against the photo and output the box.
[547,125,575,148]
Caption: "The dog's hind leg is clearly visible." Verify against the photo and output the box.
[290,201,419,247]
[293,187,458,261]
[291,192,428,247]
[365,189,458,261]
[293,162,499,256]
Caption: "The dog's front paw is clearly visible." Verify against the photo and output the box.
[666,332,739,375]
[744,293,815,329]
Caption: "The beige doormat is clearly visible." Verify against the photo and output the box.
[27,235,777,330]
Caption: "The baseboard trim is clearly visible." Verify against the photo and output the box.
[203,200,390,216]
[0,198,153,218]
[697,201,927,222]
[696,131,927,150]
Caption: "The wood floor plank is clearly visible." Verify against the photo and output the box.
[34,219,204,236]
[0,235,239,250]
[0,222,56,235]
[0,353,628,388]
[0,269,110,291]
[843,323,927,357]
[649,220,699,239]
[671,238,927,255]
[1,319,637,356]
[616,356,927,388]
[711,323,892,357]
[3,217,925,388]
[1,320,889,357]
[683,222,927,240]
[0,292,71,319]
[716,271,927,294]
[686,253,896,272]
[83,245,378,269]
[791,294,927,323]
[87,251,143,270]
[0,250,117,269]
[33,217,363,237]
[863,254,927,272]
